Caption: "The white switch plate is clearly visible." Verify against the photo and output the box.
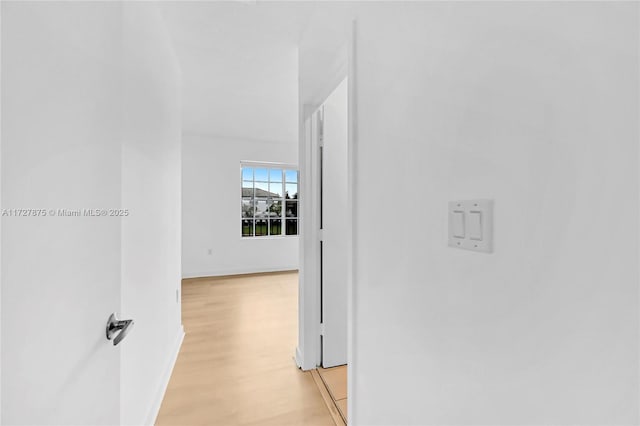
[448,199,493,253]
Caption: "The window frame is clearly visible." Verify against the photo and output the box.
[240,161,299,239]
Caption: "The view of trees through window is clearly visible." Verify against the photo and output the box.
[241,164,298,237]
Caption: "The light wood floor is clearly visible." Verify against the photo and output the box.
[311,366,348,426]
[156,271,335,426]
[319,366,347,423]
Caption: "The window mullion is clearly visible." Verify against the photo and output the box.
[281,171,286,236]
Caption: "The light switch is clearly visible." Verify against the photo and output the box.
[452,211,465,238]
[468,211,482,240]
[448,199,493,253]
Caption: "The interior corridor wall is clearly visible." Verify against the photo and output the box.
[351,3,640,424]
[181,132,298,278]
[120,4,183,425]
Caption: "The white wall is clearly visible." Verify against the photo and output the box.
[120,4,183,425]
[351,2,639,425]
[160,2,302,144]
[166,2,302,280]
[182,132,298,278]
[1,4,4,422]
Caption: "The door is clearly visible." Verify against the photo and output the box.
[2,2,124,424]
[320,78,349,368]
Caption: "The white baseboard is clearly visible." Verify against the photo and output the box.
[144,326,185,426]
[182,266,298,279]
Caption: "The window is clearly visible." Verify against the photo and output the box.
[241,163,298,237]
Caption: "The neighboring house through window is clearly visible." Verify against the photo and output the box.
[241,162,298,237]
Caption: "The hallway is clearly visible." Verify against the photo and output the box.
[156,272,334,425]
[2,2,640,424]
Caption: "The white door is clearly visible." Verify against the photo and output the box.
[2,3,124,424]
[320,79,349,368]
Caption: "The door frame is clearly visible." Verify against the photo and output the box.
[296,22,357,420]
[297,104,322,371]
[0,2,3,418]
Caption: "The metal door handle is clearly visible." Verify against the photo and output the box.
[106,313,134,346]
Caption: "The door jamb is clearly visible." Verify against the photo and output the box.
[296,103,322,371]
[346,20,357,425]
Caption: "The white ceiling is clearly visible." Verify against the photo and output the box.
[160,1,319,143]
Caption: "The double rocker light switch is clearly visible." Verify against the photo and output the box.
[448,199,493,253]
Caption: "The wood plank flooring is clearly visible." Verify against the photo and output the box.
[156,271,335,426]
[310,370,345,426]
[318,366,348,423]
